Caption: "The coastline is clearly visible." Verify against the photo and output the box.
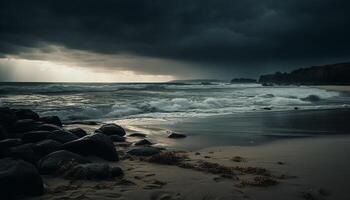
[311,85,350,93]
[31,134,350,200]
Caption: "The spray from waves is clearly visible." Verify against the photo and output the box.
[40,92,344,121]
[0,82,260,94]
[2,82,348,121]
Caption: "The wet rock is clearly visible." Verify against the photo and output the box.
[127,147,161,156]
[0,125,8,140]
[0,138,22,158]
[47,130,79,143]
[302,95,321,102]
[39,116,62,127]
[63,163,123,180]
[134,139,152,146]
[11,119,43,137]
[0,107,17,127]
[14,109,39,120]
[0,138,22,148]
[168,132,187,139]
[35,123,62,132]
[62,133,119,161]
[10,143,40,163]
[0,158,44,198]
[35,139,62,156]
[128,132,147,138]
[110,134,126,142]
[21,130,51,143]
[68,127,88,138]
[97,123,126,136]
[38,150,90,174]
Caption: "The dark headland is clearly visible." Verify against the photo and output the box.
[258,62,350,85]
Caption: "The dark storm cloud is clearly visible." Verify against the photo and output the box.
[1,0,350,77]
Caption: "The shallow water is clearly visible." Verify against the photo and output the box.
[1,82,349,122]
[115,109,350,150]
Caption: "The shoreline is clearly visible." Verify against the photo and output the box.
[311,85,350,93]
[31,133,350,200]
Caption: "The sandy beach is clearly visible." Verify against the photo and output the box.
[27,134,350,200]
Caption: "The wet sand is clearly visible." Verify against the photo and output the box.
[27,108,350,200]
[31,135,350,200]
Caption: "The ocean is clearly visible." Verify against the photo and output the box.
[1,81,350,149]
[0,81,349,122]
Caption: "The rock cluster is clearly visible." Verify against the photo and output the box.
[259,62,350,85]
[0,107,125,198]
[0,107,188,198]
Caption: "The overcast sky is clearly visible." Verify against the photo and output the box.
[1,0,350,82]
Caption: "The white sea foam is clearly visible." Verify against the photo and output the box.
[0,83,348,121]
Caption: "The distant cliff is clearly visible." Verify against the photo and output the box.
[259,62,350,85]
[231,78,257,83]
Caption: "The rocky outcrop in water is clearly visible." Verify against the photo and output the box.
[259,62,350,85]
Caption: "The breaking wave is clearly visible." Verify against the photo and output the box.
[1,82,348,121]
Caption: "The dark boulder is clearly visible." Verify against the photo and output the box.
[0,107,17,127]
[0,158,44,198]
[47,130,79,143]
[38,150,90,174]
[35,123,62,132]
[110,135,126,142]
[127,147,161,156]
[35,139,62,156]
[128,132,147,138]
[0,125,8,140]
[62,133,119,161]
[11,119,43,137]
[134,139,152,146]
[96,123,126,136]
[68,127,88,138]
[168,132,187,139]
[21,130,51,143]
[63,163,123,180]
[39,116,62,127]
[10,143,40,163]
[14,109,39,120]
[302,95,321,102]
[0,138,22,158]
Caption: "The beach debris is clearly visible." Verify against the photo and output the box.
[204,156,211,158]
[233,166,270,176]
[0,157,44,198]
[277,161,285,165]
[134,139,153,146]
[61,163,123,180]
[96,123,126,136]
[129,132,147,138]
[195,152,201,155]
[238,176,278,187]
[127,147,161,156]
[168,132,187,138]
[62,133,119,161]
[148,151,188,165]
